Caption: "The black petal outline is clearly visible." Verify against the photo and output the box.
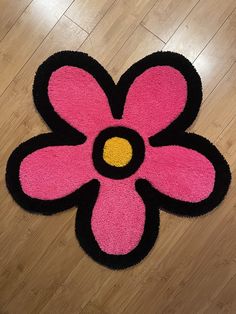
[75,184,160,269]
[136,132,231,217]
[33,51,116,142]
[6,133,97,215]
[117,51,202,141]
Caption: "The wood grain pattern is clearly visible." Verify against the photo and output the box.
[194,10,236,100]
[0,0,32,40]
[142,0,199,43]
[65,0,115,33]
[163,0,236,61]
[191,63,236,141]
[107,24,164,81]
[0,0,236,313]
[80,0,157,64]
[0,0,75,95]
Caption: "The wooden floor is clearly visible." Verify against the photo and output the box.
[0,0,236,313]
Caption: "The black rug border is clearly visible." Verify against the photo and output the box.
[5,51,231,269]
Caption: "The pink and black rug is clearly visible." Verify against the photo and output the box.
[6,51,231,269]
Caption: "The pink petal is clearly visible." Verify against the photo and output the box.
[122,66,187,138]
[19,142,94,200]
[48,66,114,137]
[139,145,215,202]
[91,178,145,255]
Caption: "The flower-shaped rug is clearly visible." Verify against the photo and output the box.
[6,51,231,269]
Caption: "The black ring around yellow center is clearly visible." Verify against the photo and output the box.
[92,127,145,179]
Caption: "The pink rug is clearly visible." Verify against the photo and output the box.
[6,51,231,269]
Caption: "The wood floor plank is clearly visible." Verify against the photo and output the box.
[0,16,87,310]
[191,63,236,142]
[3,218,85,313]
[217,117,236,172]
[80,0,157,65]
[40,257,112,313]
[0,0,32,41]
[194,10,236,101]
[142,0,199,43]
[80,301,105,314]
[0,0,74,96]
[163,0,236,61]
[107,24,164,81]
[65,0,116,33]
[204,274,236,313]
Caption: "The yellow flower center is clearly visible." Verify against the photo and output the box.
[103,137,133,167]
